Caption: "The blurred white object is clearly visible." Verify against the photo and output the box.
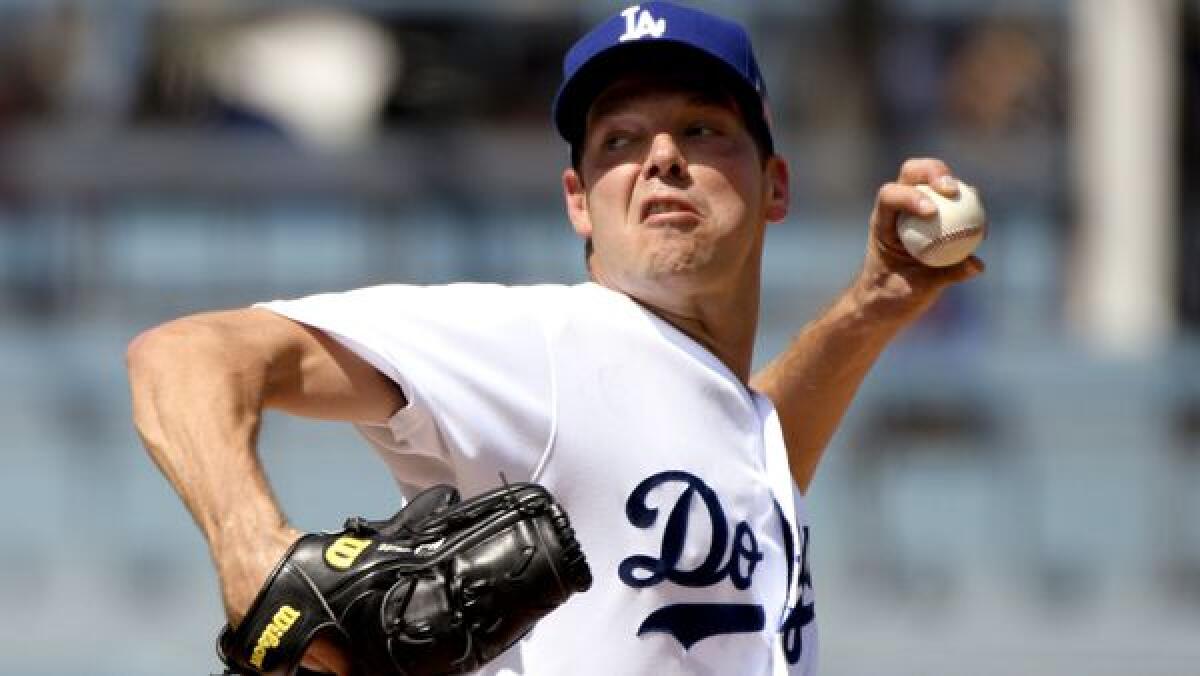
[206,8,398,151]
[1069,0,1178,356]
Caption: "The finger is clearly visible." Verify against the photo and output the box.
[878,181,938,218]
[873,182,938,256]
[897,157,958,196]
[876,181,937,229]
[937,255,985,285]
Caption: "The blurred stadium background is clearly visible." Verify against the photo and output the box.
[1,1,1198,674]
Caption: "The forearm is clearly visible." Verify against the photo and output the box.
[751,281,909,492]
[754,157,985,491]
[127,316,296,616]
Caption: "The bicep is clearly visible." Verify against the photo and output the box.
[235,307,406,424]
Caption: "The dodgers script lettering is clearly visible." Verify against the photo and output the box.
[618,471,766,649]
[619,470,814,661]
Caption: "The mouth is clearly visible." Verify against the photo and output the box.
[640,196,700,225]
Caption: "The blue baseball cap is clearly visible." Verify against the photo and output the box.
[553,2,774,162]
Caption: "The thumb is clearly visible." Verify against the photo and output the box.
[301,633,355,676]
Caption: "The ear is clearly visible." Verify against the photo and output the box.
[763,155,790,224]
[562,168,592,239]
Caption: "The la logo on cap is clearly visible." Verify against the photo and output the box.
[619,5,666,42]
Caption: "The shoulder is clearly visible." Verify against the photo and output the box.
[260,282,636,338]
[262,282,572,315]
[465,282,638,322]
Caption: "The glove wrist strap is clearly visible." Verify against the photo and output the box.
[218,535,342,675]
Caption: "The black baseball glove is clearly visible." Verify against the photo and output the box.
[217,482,592,676]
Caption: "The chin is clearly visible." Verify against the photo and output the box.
[646,243,713,275]
[594,246,722,299]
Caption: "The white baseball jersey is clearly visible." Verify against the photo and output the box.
[259,281,818,676]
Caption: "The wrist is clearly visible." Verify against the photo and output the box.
[211,522,302,623]
[842,274,911,330]
[848,264,943,329]
[205,503,293,555]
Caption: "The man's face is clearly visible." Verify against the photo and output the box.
[562,73,788,309]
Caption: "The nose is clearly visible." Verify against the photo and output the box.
[642,132,688,182]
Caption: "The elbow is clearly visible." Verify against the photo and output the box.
[126,310,277,400]
[127,324,169,380]
[125,326,162,375]
[126,319,204,438]
[127,319,194,377]
[126,315,230,387]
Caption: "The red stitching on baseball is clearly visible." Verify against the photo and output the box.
[925,225,984,253]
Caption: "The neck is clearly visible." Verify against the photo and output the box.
[610,271,761,383]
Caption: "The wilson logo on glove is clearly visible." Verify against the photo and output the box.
[324,535,371,570]
[249,605,301,669]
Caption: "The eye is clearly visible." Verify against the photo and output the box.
[603,133,632,151]
[603,130,644,153]
[684,122,720,138]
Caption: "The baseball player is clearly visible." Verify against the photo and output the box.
[127,3,981,675]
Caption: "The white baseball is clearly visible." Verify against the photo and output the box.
[896,181,986,267]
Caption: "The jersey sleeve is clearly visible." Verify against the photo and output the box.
[255,283,556,486]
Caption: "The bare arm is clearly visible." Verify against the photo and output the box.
[127,307,402,673]
[752,158,984,492]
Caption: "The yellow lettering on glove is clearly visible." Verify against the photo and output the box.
[250,605,301,669]
[325,536,372,570]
